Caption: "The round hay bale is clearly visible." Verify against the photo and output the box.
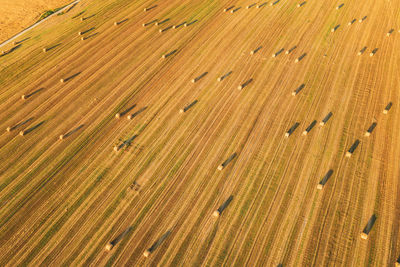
[237,85,243,90]
[213,210,220,217]
[345,152,352,158]
[142,23,146,27]
[78,31,82,35]
[217,165,224,170]
[159,29,163,33]
[59,134,64,140]
[114,146,119,152]
[127,115,132,120]
[80,17,84,22]
[43,48,47,52]
[395,262,400,267]
[302,131,308,136]
[105,243,113,251]
[383,109,388,114]
[155,22,159,26]
[331,28,335,32]
[21,94,26,100]
[284,132,290,138]
[81,37,85,41]
[217,77,222,82]
[6,127,11,132]
[143,250,150,257]
[364,131,370,137]
[295,58,299,63]
[319,122,325,126]
[297,4,300,7]
[114,22,118,26]
[162,55,166,59]
[369,53,374,57]
[144,8,148,11]
[60,79,65,83]
[272,54,276,58]
[179,109,184,113]
[360,233,368,240]
[19,131,25,136]
[317,184,323,190]
[115,113,121,119]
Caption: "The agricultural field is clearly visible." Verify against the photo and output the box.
[0,0,72,43]
[0,0,399,266]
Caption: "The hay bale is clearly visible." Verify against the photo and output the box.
[217,71,232,82]
[19,131,25,136]
[358,46,367,56]
[191,72,208,83]
[173,22,186,29]
[387,29,394,36]
[303,120,317,135]
[285,122,300,137]
[346,139,360,157]
[295,53,307,63]
[370,48,378,57]
[383,102,392,114]
[43,48,48,52]
[336,3,344,9]
[246,3,256,9]
[159,26,173,33]
[78,31,83,35]
[114,21,118,26]
[331,24,340,32]
[317,170,333,189]
[60,79,65,83]
[359,16,367,22]
[272,48,284,58]
[114,146,119,152]
[115,113,121,119]
[143,250,151,257]
[180,100,198,113]
[6,127,11,132]
[250,46,262,55]
[218,153,237,170]
[292,84,305,96]
[297,1,306,7]
[348,19,356,25]
[231,7,241,13]
[361,214,377,239]
[223,6,234,12]
[214,195,233,216]
[59,134,64,140]
[320,112,332,126]
[105,243,114,251]
[162,49,177,59]
[270,0,280,6]
[238,79,253,90]
[365,122,377,137]
[286,46,297,54]
[21,94,26,100]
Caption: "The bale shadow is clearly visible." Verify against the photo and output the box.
[61,72,81,83]
[14,37,31,45]
[128,106,147,120]
[21,121,45,135]
[156,18,170,25]
[80,27,95,35]
[7,117,34,132]
[63,124,84,138]
[72,11,86,19]
[23,88,44,99]
[115,19,128,25]
[82,32,99,40]
[46,43,61,52]
[81,14,96,21]
[185,20,198,26]
[118,104,137,117]
[66,3,78,13]
[144,5,157,11]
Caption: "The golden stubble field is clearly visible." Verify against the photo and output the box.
[0,0,399,266]
[0,0,72,43]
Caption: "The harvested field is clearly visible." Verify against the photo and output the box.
[0,0,399,266]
